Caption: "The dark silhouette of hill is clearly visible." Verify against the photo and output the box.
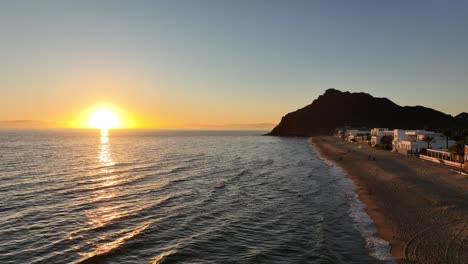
[455,112,468,125]
[268,89,467,136]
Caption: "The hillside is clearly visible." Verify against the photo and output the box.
[268,89,466,136]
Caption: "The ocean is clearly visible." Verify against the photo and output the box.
[0,130,393,263]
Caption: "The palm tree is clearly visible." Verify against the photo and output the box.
[365,133,371,141]
[442,128,452,149]
[422,136,434,149]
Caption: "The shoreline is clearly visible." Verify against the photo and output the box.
[311,136,468,264]
[310,140,394,262]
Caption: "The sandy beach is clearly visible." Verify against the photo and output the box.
[312,136,468,264]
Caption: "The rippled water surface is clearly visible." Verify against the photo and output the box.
[0,130,393,263]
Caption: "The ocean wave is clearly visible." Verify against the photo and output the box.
[74,223,150,264]
[69,190,192,238]
[56,164,193,199]
[150,249,178,264]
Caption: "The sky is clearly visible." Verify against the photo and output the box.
[1,1,467,129]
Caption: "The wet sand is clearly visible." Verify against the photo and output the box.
[311,136,468,264]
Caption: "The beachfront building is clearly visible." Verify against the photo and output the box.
[392,129,408,152]
[420,149,464,168]
[465,145,468,163]
[398,139,426,153]
[346,129,370,142]
[335,128,370,142]
[354,132,371,143]
[392,130,455,154]
[465,146,468,171]
[370,128,392,146]
[392,129,423,153]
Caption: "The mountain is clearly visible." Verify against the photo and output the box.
[268,89,466,137]
[455,112,468,125]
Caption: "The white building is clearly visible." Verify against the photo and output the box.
[346,129,370,142]
[420,149,464,168]
[392,129,455,154]
[398,139,426,153]
[465,145,468,163]
[392,129,408,151]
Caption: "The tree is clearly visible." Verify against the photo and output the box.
[453,128,468,143]
[380,135,394,150]
[419,148,427,155]
[442,128,452,149]
[422,136,434,149]
[462,128,468,144]
[448,141,465,156]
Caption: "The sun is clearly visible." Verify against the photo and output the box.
[86,107,123,129]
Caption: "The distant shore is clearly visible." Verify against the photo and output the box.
[311,136,468,264]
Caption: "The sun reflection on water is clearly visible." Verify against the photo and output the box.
[93,127,118,211]
[99,128,115,167]
[73,128,127,260]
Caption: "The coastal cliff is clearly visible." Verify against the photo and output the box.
[268,89,466,137]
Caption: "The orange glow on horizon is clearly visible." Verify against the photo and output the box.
[69,104,167,129]
[70,105,137,129]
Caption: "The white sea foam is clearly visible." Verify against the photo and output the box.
[310,140,394,262]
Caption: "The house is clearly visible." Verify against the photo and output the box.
[346,129,370,142]
[392,129,409,152]
[392,129,455,154]
[335,128,370,142]
[398,139,426,153]
[465,145,468,163]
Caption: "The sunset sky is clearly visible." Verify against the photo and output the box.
[1,1,467,129]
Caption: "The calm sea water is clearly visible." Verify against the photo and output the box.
[0,130,393,264]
